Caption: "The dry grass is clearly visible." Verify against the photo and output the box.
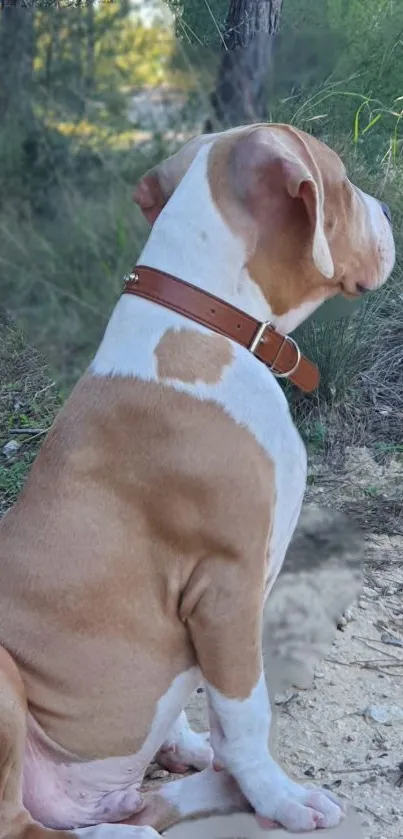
[0,310,61,516]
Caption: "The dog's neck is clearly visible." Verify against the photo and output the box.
[91,147,275,376]
[137,146,271,322]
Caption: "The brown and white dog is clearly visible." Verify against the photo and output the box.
[0,124,395,839]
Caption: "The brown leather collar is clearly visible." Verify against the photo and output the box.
[122,265,319,393]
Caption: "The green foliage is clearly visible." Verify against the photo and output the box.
[34,3,174,124]
[166,0,227,46]
[0,455,36,508]
[0,3,175,213]
[272,0,403,164]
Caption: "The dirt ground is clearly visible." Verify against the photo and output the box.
[280,448,403,839]
[272,536,403,839]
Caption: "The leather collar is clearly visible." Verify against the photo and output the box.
[122,265,319,393]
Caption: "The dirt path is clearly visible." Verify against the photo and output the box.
[274,532,403,839]
[280,446,403,839]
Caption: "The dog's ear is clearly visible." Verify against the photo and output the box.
[133,134,214,226]
[231,127,335,279]
[133,172,167,225]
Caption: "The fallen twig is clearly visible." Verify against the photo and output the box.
[8,428,48,435]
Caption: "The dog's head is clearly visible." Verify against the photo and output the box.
[133,124,395,332]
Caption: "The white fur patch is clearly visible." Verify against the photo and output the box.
[157,711,213,771]
[74,826,160,839]
[356,187,395,283]
[272,297,325,334]
[159,766,246,818]
[204,673,343,830]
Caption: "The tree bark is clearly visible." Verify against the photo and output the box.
[86,0,95,100]
[205,0,283,131]
[0,0,35,125]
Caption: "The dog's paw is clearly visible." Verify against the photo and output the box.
[156,730,213,774]
[257,783,345,832]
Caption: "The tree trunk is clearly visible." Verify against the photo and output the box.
[205,0,283,131]
[85,0,96,101]
[0,0,35,126]
[0,0,37,177]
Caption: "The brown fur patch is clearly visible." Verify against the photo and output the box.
[20,826,72,839]
[155,329,233,385]
[0,374,274,758]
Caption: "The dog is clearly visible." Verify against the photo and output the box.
[0,123,395,839]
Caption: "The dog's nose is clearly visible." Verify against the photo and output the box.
[380,201,392,225]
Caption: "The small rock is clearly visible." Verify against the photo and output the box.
[275,690,298,706]
[148,768,170,780]
[364,704,403,725]
[2,440,20,459]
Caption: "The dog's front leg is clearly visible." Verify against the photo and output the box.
[182,559,345,832]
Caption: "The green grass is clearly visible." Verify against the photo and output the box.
[0,120,168,391]
[0,312,62,515]
[0,455,37,510]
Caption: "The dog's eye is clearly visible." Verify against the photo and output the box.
[380,201,392,225]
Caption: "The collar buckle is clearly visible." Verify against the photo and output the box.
[249,320,273,353]
[249,322,302,379]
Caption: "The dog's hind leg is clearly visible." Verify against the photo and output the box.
[0,646,159,839]
[123,767,251,834]
[0,644,66,839]
[155,711,213,774]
